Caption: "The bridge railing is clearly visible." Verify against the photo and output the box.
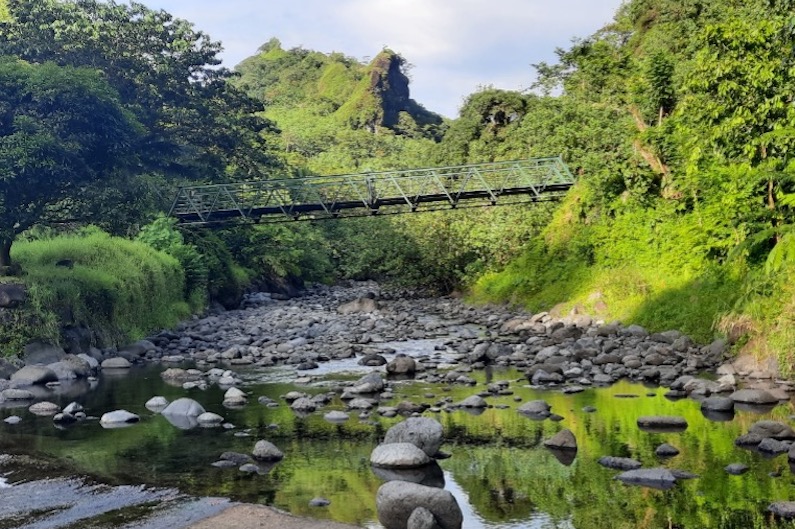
[169,156,575,224]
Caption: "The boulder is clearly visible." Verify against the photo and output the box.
[119,339,156,358]
[0,283,26,308]
[457,395,488,408]
[543,429,577,451]
[252,440,284,461]
[749,420,795,440]
[22,342,65,365]
[729,389,779,404]
[290,398,317,412]
[350,372,386,394]
[2,388,34,400]
[384,418,444,458]
[725,463,749,475]
[145,396,169,412]
[387,355,417,375]
[162,397,206,417]
[197,412,225,426]
[371,443,433,469]
[324,411,350,422]
[615,468,677,490]
[10,365,57,386]
[28,401,60,416]
[101,357,132,369]
[376,481,463,529]
[359,354,388,366]
[637,416,688,432]
[100,410,140,427]
[700,396,734,413]
[769,502,795,519]
[408,507,441,529]
[517,400,551,418]
[655,443,680,457]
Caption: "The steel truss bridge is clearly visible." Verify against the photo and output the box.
[169,157,575,225]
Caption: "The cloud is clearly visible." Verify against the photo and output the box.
[147,0,623,116]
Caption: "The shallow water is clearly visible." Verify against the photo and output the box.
[2,343,795,529]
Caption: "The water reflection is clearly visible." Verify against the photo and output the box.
[0,362,793,529]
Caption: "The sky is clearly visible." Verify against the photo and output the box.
[146,0,625,118]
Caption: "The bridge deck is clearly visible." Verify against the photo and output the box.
[169,157,575,225]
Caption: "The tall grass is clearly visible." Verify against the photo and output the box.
[6,227,191,353]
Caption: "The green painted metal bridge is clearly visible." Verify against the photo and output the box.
[168,156,575,225]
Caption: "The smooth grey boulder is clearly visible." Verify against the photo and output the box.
[700,396,734,412]
[637,416,688,432]
[376,481,463,529]
[729,389,779,404]
[749,420,795,440]
[457,395,488,408]
[0,283,26,308]
[323,410,350,422]
[615,468,677,490]
[10,365,57,386]
[145,396,169,412]
[543,429,577,451]
[370,461,445,488]
[197,412,224,426]
[252,440,284,461]
[338,297,378,314]
[62,402,83,415]
[101,357,132,369]
[757,438,790,455]
[384,418,444,457]
[655,443,680,457]
[290,397,317,412]
[100,409,140,428]
[725,463,749,475]
[2,388,34,400]
[46,361,77,380]
[162,397,206,417]
[598,456,642,470]
[29,401,60,416]
[517,400,551,418]
[371,443,432,469]
[119,339,156,358]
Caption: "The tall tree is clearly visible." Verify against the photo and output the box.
[0,0,276,183]
[0,58,142,269]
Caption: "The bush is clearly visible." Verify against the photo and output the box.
[9,227,190,352]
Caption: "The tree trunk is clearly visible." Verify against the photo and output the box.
[0,237,11,268]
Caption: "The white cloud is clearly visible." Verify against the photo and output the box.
[146,0,624,117]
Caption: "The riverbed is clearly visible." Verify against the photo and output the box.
[1,285,794,529]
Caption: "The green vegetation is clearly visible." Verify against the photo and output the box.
[5,227,190,350]
[4,0,795,373]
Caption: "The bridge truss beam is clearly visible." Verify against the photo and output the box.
[168,157,575,225]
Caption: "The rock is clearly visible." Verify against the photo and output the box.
[290,398,317,412]
[62,402,83,415]
[371,443,433,469]
[597,456,642,470]
[517,400,551,418]
[100,410,140,427]
[219,452,253,465]
[725,463,749,475]
[4,415,21,425]
[101,357,132,369]
[197,412,224,426]
[145,396,169,412]
[384,418,444,458]
[2,388,34,400]
[252,440,284,461]
[323,410,349,422]
[350,372,385,393]
[749,420,795,440]
[769,501,795,519]
[358,354,387,366]
[637,416,688,432]
[376,481,463,529]
[615,468,677,490]
[730,389,779,404]
[10,365,57,386]
[119,339,156,358]
[22,342,65,365]
[408,506,441,529]
[758,438,790,455]
[162,397,206,417]
[700,396,734,412]
[29,401,60,416]
[457,395,487,408]
[0,283,26,308]
[387,355,417,375]
[53,413,78,425]
[347,398,375,410]
[655,443,680,457]
[309,497,331,508]
[543,429,577,451]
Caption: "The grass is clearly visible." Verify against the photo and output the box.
[2,227,192,356]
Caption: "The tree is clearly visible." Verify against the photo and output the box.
[0,58,142,270]
[0,0,276,183]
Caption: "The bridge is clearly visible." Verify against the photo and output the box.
[168,156,575,225]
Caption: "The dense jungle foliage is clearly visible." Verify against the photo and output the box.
[1,0,795,373]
